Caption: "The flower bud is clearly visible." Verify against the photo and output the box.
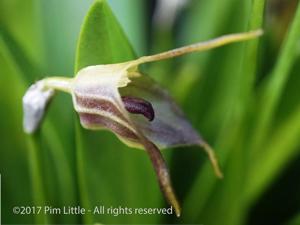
[22,81,54,134]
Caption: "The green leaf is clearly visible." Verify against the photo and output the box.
[250,1,300,158]
[180,0,266,224]
[75,0,135,71]
[0,0,45,66]
[172,0,241,102]
[0,29,78,225]
[286,213,300,225]
[245,104,300,205]
[40,0,93,74]
[0,35,35,225]
[245,0,300,205]
[75,1,161,223]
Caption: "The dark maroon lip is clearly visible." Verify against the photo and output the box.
[122,96,155,121]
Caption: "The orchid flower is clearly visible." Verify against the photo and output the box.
[23,29,262,217]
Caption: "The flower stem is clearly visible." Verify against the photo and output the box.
[43,77,73,93]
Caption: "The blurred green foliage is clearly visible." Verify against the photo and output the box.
[0,0,300,224]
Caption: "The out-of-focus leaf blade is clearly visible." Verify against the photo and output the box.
[286,213,300,225]
[0,36,36,224]
[0,29,79,224]
[180,0,266,224]
[245,104,300,205]
[40,0,93,74]
[245,0,300,206]
[172,0,241,102]
[250,1,300,158]
[108,0,146,55]
[0,0,45,66]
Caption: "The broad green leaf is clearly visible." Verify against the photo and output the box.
[75,1,161,223]
[75,0,135,71]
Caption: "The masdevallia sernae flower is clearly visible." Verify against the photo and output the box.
[23,30,262,217]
